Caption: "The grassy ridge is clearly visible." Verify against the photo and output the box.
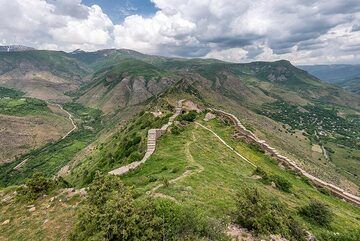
[68,110,173,186]
[120,115,360,239]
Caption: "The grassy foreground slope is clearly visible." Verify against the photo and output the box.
[121,114,360,238]
[1,106,359,240]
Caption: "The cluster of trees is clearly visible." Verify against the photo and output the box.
[259,101,359,149]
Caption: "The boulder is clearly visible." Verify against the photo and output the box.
[204,112,216,121]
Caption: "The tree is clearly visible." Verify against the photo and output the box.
[19,172,54,200]
[178,110,197,122]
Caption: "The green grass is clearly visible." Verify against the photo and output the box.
[0,97,50,116]
[68,110,173,187]
[0,187,81,241]
[120,116,360,239]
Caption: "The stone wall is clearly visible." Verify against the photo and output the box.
[210,108,360,206]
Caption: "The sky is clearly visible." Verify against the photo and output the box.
[0,0,360,65]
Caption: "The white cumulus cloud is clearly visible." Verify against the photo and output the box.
[0,0,360,64]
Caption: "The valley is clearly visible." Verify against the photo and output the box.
[0,48,359,240]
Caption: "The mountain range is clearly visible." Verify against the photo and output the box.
[0,45,359,240]
[299,64,360,94]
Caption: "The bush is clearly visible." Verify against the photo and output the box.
[253,168,292,192]
[299,200,333,227]
[178,110,197,122]
[235,188,306,240]
[70,173,227,241]
[18,172,55,200]
[271,175,292,193]
[69,173,163,241]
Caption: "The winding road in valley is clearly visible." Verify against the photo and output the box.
[13,103,77,171]
[55,104,77,139]
[47,102,77,140]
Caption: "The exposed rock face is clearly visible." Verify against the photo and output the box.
[183,100,201,112]
[1,219,10,225]
[78,76,176,113]
[204,112,216,121]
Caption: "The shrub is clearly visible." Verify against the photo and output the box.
[271,175,292,193]
[69,173,163,241]
[235,188,306,240]
[253,167,268,178]
[178,110,197,122]
[253,168,292,192]
[18,172,55,200]
[299,200,333,227]
[70,173,227,241]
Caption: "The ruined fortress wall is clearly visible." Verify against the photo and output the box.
[210,108,360,206]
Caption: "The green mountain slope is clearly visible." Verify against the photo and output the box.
[299,64,360,94]
[0,87,74,165]
[75,58,178,113]
[1,49,360,240]
[0,50,90,101]
[2,105,359,240]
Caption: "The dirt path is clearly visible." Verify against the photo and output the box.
[13,103,76,171]
[195,122,257,168]
[47,102,77,139]
[54,104,77,140]
[150,128,204,201]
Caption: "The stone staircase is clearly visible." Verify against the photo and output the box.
[109,100,184,176]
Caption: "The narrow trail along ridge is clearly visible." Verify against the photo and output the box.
[109,100,185,175]
[195,122,257,168]
[150,130,204,201]
[210,108,360,206]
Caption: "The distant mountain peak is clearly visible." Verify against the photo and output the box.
[70,49,86,54]
[0,45,35,52]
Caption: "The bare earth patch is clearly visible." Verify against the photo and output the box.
[0,110,72,163]
[311,144,323,153]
